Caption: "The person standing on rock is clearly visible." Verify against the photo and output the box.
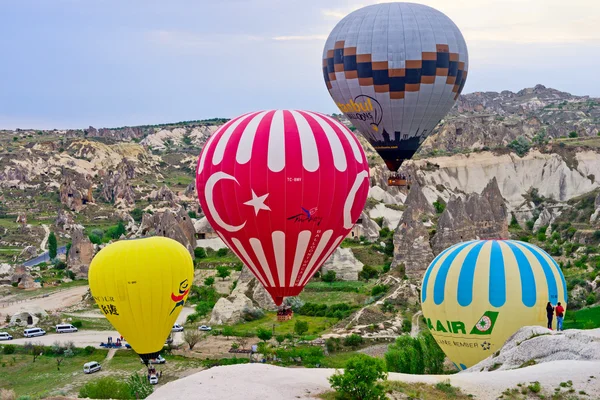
[555,302,565,331]
[546,302,554,330]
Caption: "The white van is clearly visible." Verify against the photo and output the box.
[0,332,13,341]
[56,324,78,333]
[23,328,46,338]
[83,361,101,374]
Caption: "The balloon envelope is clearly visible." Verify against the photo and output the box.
[195,110,370,305]
[88,236,194,360]
[323,2,469,171]
[420,240,567,369]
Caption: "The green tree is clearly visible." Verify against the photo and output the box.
[183,330,202,350]
[257,327,273,342]
[328,354,388,400]
[216,266,231,281]
[509,213,520,229]
[275,334,286,346]
[187,210,197,219]
[294,320,309,337]
[48,232,57,259]
[195,247,207,259]
[569,131,578,138]
[343,334,363,348]
[203,276,215,287]
[321,270,336,283]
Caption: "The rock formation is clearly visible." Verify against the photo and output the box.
[17,246,37,261]
[60,171,94,212]
[9,307,48,327]
[11,266,39,289]
[466,326,600,372]
[321,248,364,281]
[391,183,435,278]
[209,266,275,325]
[55,209,76,231]
[431,178,508,254]
[101,161,136,205]
[66,226,95,278]
[148,185,177,206]
[137,208,197,256]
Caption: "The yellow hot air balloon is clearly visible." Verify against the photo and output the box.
[421,240,567,370]
[88,237,194,362]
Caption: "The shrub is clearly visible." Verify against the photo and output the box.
[325,337,341,353]
[569,131,578,138]
[127,372,153,399]
[321,270,336,283]
[382,262,391,273]
[371,284,388,297]
[242,307,264,322]
[385,331,445,374]
[586,292,597,306]
[433,198,446,214]
[84,346,95,355]
[3,344,15,354]
[194,247,207,259]
[402,319,412,333]
[508,136,531,157]
[78,377,130,399]
[328,354,387,400]
[343,334,363,348]
[359,265,378,281]
[216,248,228,257]
[54,261,67,270]
[72,320,83,328]
[187,210,197,219]
[130,208,144,222]
[203,276,215,287]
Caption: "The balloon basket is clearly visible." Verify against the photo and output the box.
[276,305,294,321]
[387,173,411,187]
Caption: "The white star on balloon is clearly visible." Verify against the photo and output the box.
[243,190,271,215]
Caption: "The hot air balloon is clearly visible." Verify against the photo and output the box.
[322,3,469,186]
[420,240,568,370]
[195,110,370,306]
[88,236,194,365]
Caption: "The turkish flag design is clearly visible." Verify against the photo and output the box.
[196,110,369,305]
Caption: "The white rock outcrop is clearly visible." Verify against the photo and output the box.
[466,326,600,372]
[322,247,364,281]
[368,203,403,230]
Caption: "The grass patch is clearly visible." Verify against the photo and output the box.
[299,290,367,306]
[563,305,600,329]
[303,281,368,293]
[219,313,335,337]
[375,380,471,400]
[350,246,389,267]
[321,351,361,368]
[0,349,109,398]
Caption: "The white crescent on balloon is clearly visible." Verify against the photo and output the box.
[343,170,369,229]
[204,171,247,232]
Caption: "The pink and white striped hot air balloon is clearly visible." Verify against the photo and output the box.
[195,110,370,305]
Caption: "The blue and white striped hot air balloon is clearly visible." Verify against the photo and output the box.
[420,239,568,369]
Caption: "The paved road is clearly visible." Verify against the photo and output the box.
[23,246,67,267]
[7,306,195,348]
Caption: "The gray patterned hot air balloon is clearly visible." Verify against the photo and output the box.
[323,2,469,179]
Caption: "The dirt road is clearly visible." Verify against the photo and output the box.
[0,285,89,316]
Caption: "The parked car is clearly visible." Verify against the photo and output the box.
[198,325,212,331]
[149,374,159,385]
[23,328,46,338]
[140,355,166,364]
[83,361,102,374]
[56,324,78,333]
[172,323,184,332]
[0,332,13,341]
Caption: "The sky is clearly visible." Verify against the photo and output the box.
[0,0,598,129]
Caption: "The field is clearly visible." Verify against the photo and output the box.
[0,345,205,398]
[563,305,600,329]
[218,313,335,337]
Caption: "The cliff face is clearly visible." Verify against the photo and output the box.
[431,178,509,254]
